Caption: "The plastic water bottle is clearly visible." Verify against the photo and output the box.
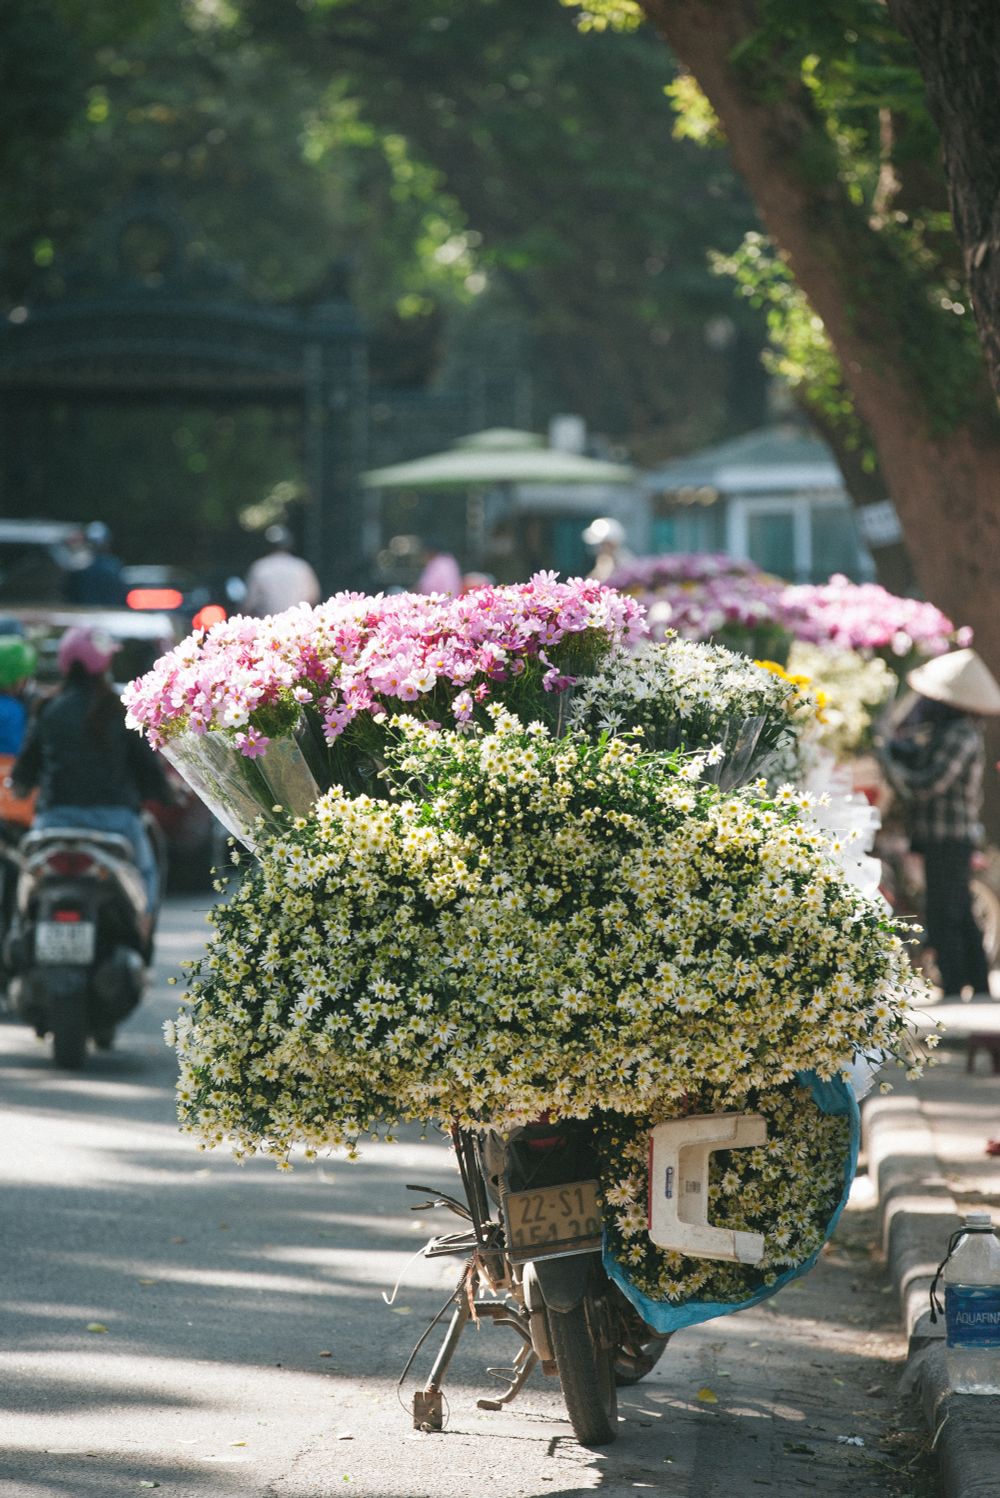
[944,1212,1000,1394]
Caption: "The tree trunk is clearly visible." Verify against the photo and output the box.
[886,0,1000,397]
[639,0,1000,678]
[799,402,916,597]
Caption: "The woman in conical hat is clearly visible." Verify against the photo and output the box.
[881,646,1000,999]
[907,647,1000,717]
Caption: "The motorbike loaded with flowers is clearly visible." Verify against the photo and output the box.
[124,575,933,1447]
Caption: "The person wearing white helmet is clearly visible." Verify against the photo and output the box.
[880,646,1000,998]
[581,516,633,583]
[243,523,321,616]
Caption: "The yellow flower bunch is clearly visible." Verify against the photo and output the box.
[753,657,826,721]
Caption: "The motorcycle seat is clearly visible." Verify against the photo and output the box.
[21,828,137,864]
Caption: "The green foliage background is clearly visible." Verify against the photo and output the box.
[1,0,770,571]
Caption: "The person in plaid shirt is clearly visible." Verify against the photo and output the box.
[882,648,1000,998]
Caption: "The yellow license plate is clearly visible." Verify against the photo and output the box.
[504,1179,602,1259]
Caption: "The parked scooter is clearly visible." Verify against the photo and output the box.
[2,824,150,1067]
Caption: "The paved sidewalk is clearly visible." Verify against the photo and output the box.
[864,1008,1000,1498]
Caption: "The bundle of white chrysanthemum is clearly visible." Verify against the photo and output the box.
[169,710,929,1303]
[569,637,814,791]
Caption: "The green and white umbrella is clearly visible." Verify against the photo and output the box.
[362,427,634,490]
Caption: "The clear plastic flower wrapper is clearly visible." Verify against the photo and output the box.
[161,722,321,849]
[653,714,768,793]
[168,711,931,1314]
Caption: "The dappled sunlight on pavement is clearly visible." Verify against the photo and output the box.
[0,899,935,1497]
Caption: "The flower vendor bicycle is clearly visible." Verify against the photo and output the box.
[135,584,926,1449]
[406,1118,668,1447]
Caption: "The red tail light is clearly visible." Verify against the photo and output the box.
[52,908,83,923]
[45,852,96,877]
[127,587,183,610]
[521,1111,568,1152]
[192,604,227,630]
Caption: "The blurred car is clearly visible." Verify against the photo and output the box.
[14,603,176,690]
[0,520,83,605]
[0,524,241,633]
[7,604,226,890]
[122,564,244,633]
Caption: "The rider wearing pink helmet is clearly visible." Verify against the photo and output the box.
[11,626,170,912]
[56,625,119,678]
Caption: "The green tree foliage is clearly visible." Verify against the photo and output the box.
[886,0,1000,400]
[567,0,1000,767]
[571,0,987,450]
[236,0,771,450]
[2,0,771,567]
[0,0,479,565]
[0,0,473,324]
[0,0,162,285]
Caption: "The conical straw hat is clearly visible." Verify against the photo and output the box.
[907,647,1000,715]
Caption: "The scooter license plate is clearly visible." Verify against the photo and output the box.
[35,921,96,965]
[504,1179,603,1261]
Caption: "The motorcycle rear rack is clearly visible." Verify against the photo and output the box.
[422,1229,480,1259]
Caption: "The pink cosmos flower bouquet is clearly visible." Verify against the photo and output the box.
[123,574,645,845]
[608,554,815,661]
[783,575,967,661]
[610,555,963,667]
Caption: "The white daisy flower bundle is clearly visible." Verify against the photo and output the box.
[169,708,929,1308]
[569,637,815,789]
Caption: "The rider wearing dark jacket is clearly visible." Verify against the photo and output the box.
[12,627,170,909]
[14,681,168,811]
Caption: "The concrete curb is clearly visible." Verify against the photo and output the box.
[864,1089,1000,1498]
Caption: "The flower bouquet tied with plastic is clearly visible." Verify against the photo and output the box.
[569,636,816,791]
[785,640,896,760]
[783,575,968,663]
[169,710,932,1308]
[610,552,965,674]
[607,553,814,661]
[122,575,645,845]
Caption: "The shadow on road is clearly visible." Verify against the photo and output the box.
[0,899,937,1497]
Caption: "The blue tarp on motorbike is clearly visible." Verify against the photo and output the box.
[602,1071,861,1336]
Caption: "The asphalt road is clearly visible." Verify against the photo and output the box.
[0,895,939,1498]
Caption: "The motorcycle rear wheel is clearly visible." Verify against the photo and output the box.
[614,1332,670,1386]
[51,992,87,1070]
[548,1293,618,1446]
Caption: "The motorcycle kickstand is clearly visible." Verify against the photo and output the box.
[412,1292,471,1432]
[469,1297,538,1410]
[477,1340,539,1411]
